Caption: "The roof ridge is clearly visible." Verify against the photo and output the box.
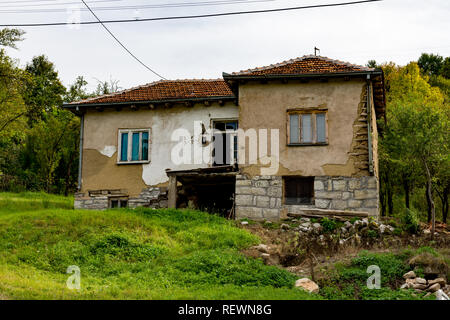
[68,78,228,105]
[230,55,373,75]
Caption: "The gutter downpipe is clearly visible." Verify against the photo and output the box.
[366,74,374,174]
[77,108,84,191]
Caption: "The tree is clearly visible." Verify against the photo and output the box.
[366,60,378,68]
[23,55,66,124]
[0,28,25,49]
[418,53,444,78]
[65,76,91,103]
[440,57,450,79]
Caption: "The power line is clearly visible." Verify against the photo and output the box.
[0,0,269,11]
[80,0,166,80]
[0,0,383,27]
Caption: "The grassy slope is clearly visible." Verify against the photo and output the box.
[0,193,317,300]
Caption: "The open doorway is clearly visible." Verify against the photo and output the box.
[212,120,238,166]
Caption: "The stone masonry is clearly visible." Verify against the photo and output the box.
[74,187,168,210]
[235,174,379,220]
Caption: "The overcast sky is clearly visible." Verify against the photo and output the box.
[2,0,450,91]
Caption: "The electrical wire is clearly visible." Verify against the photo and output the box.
[0,0,383,27]
[80,0,166,79]
[0,0,271,11]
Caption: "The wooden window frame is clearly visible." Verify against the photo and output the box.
[109,196,129,208]
[286,108,328,146]
[283,176,315,205]
[117,128,151,165]
[210,118,239,166]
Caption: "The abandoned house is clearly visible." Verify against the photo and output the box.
[64,55,386,220]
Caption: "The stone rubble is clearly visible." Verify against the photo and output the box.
[400,271,449,296]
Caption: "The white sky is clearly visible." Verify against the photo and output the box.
[2,0,450,92]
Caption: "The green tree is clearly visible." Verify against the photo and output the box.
[418,53,444,77]
[23,55,66,124]
[0,28,25,49]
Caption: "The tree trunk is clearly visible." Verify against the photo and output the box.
[388,184,394,216]
[443,185,448,224]
[403,176,410,209]
[423,160,435,240]
[380,177,386,216]
[426,184,432,223]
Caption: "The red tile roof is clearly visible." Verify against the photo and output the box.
[226,55,373,76]
[70,79,234,105]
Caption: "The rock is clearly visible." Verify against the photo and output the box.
[412,283,427,290]
[295,278,319,293]
[281,223,290,230]
[403,271,416,279]
[344,221,352,228]
[386,225,395,233]
[428,278,446,287]
[427,283,441,292]
[362,218,369,225]
[424,292,432,298]
[423,229,431,235]
[313,223,321,229]
[300,222,311,228]
[300,218,310,223]
[341,227,347,234]
[415,277,427,285]
[379,224,386,234]
[264,220,272,225]
[253,244,269,253]
[400,283,409,289]
[241,221,249,225]
[261,253,270,258]
[406,278,416,285]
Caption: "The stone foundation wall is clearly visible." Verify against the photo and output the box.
[235,175,379,220]
[74,187,168,210]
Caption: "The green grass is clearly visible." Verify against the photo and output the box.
[0,192,318,300]
[318,250,435,300]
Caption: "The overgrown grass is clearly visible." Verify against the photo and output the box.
[318,250,435,300]
[0,192,317,300]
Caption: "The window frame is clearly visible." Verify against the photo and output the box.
[283,176,315,205]
[117,128,151,164]
[210,118,239,166]
[109,196,129,208]
[287,108,328,146]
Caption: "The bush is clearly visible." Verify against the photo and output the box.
[321,217,338,233]
[401,208,420,234]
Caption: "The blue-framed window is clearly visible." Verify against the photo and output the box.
[118,129,150,163]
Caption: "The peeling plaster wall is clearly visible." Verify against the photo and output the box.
[238,79,368,177]
[81,103,238,197]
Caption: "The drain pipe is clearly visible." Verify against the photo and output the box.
[366,74,374,174]
[77,109,84,191]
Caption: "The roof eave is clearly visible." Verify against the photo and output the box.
[63,95,236,111]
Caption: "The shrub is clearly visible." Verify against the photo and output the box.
[321,217,338,233]
[401,208,420,234]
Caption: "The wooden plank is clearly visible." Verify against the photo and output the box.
[168,175,177,209]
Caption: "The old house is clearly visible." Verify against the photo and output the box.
[65,55,386,220]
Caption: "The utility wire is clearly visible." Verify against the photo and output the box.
[80,0,166,80]
[0,0,269,11]
[0,0,383,27]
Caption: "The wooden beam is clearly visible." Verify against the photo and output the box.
[168,175,177,209]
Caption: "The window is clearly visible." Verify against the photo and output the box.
[212,120,238,166]
[284,176,314,205]
[288,110,327,145]
[118,129,150,163]
[109,197,128,208]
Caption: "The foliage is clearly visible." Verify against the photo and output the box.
[0,193,319,300]
[401,208,420,234]
[0,28,25,49]
[321,217,338,233]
